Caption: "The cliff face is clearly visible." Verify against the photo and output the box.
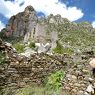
[5,6,37,38]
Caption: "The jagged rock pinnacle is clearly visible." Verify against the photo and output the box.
[24,5,35,13]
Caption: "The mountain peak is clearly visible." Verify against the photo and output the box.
[24,5,35,12]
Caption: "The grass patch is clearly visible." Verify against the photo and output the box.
[16,86,45,95]
[13,43,25,53]
[52,41,63,54]
[28,41,36,50]
[0,51,6,65]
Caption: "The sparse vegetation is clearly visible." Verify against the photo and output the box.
[0,28,7,39]
[45,70,64,91]
[13,43,25,53]
[0,88,4,95]
[29,41,36,50]
[0,51,6,65]
[12,85,61,95]
[15,86,45,95]
[52,41,63,54]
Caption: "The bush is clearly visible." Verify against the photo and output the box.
[29,41,36,50]
[0,51,6,65]
[52,41,63,54]
[45,70,64,91]
[0,28,7,38]
[13,43,25,53]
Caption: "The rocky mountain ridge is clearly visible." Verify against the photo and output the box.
[1,5,95,55]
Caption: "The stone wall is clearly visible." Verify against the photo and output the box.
[0,39,95,95]
[0,39,65,87]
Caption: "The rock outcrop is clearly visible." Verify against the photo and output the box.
[1,7,95,56]
[6,6,37,38]
[1,5,95,54]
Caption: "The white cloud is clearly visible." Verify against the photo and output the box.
[0,0,84,21]
[0,1,10,16]
[0,0,24,18]
[0,21,5,31]
[92,21,95,28]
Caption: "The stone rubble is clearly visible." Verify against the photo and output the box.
[0,38,95,95]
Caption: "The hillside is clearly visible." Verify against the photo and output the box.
[0,5,95,55]
[0,5,95,95]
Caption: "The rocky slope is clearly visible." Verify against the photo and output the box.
[1,5,95,53]
[0,38,95,95]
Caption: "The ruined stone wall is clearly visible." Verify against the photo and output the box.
[0,38,95,95]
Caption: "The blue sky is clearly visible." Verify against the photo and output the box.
[0,0,95,30]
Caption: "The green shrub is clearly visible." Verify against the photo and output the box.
[29,41,36,49]
[45,70,64,91]
[0,51,6,65]
[13,43,24,53]
[53,41,63,54]
[0,28,7,39]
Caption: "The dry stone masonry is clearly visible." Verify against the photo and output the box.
[0,39,95,95]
